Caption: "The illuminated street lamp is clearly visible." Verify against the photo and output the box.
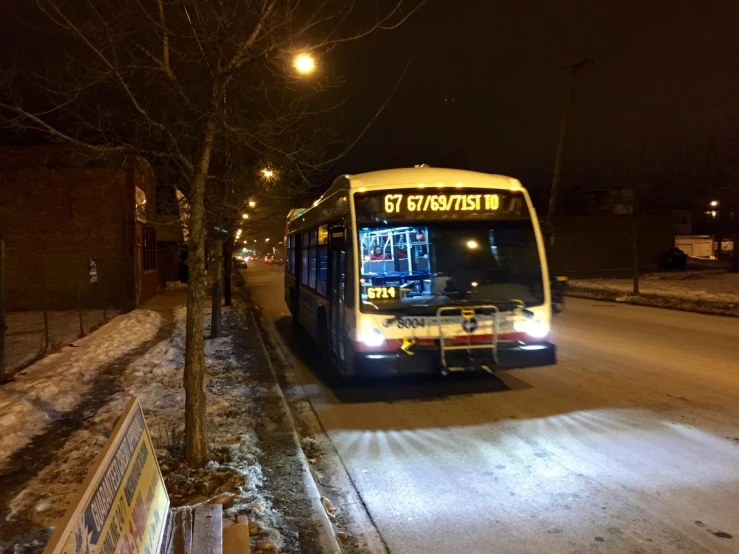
[710,200,719,207]
[293,53,316,75]
[261,168,275,179]
[242,213,249,219]
[249,201,256,208]
[265,238,271,243]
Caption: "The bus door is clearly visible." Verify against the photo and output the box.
[328,222,346,364]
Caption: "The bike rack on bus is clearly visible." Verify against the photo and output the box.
[436,305,501,374]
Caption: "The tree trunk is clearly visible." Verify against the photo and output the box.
[0,237,6,383]
[223,237,232,307]
[184,114,218,468]
[211,235,223,338]
[632,212,640,295]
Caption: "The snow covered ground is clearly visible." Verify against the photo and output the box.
[0,302,286,554]
[568,271,739,316]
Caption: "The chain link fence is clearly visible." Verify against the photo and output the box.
[1,246,135,380]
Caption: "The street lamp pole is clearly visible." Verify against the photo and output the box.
[546,58,592,243]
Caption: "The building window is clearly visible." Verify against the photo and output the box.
[143,227,156,270]
[135,186,147,223]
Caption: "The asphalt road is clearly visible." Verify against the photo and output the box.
[244,264,739,554]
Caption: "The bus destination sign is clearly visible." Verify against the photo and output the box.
[383,193,500,214]
[354,189,527,221]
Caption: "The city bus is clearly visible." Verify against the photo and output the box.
[284,166,556,377]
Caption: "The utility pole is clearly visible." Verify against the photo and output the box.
[546,58,592,242]
[223,234,232,307]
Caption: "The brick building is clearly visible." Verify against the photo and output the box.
[0,147,159,311]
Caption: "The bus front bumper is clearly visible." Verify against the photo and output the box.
[354,342,556,376]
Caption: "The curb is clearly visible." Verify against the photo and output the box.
[566,288,739,318]
[248,307,343,554]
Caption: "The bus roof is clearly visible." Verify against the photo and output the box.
[344,167,523,191]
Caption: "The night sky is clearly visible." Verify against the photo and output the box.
[2,0,738,201]
[330,0,739,195]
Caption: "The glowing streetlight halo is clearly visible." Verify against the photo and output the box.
[293,53,316,75]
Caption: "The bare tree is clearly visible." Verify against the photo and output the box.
[1,0,424,467]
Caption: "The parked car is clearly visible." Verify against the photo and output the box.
[659,247,688,269]
[233,257,247,269]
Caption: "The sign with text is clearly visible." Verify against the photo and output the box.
[44,398,169,554]
[354,188,529,221]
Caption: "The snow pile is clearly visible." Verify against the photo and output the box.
[4,310,124,373]
[0,309,163,464]
[165,280,188,291]
[128,311,284,551]
[3,304,284,554]
[568,272,739,316]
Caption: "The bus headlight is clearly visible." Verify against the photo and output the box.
[359,317,385,347]
[514,318,550,339]
[359,327,385,347]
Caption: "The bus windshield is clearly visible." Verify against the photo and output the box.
[358,220,544,313]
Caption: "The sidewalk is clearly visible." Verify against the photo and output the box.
[0,284,299,554]
[567,271,739,317]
